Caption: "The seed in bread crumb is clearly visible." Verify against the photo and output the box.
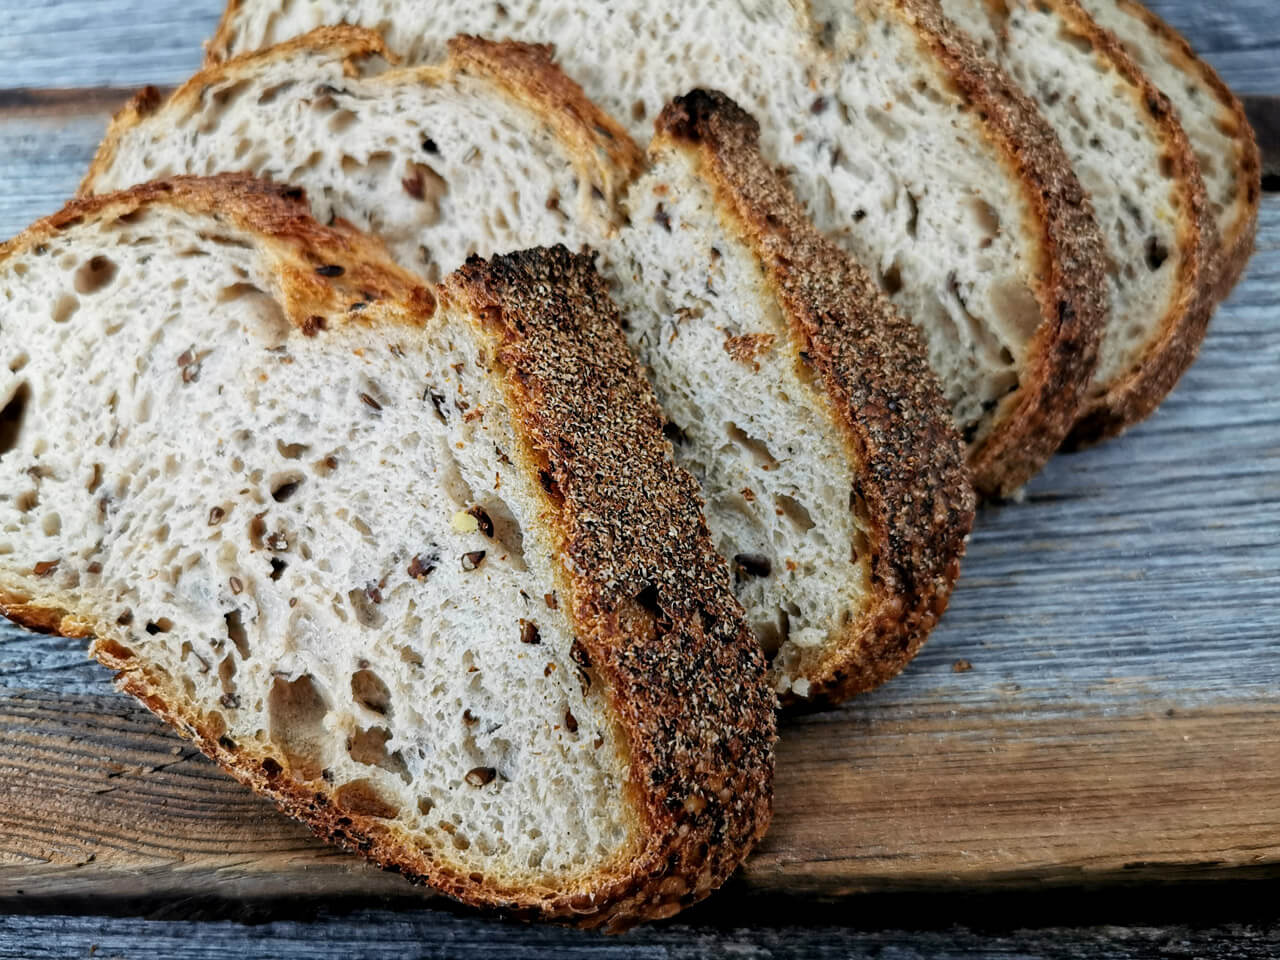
[467,506,494,538]
[520,620,541,645]
[952,659,973,674]
[208,506,226,526]
[229,577,243,595]
[266,532,289,552]
[408,551,439,581]
[461,551,486,571]
[465,767,496,787]
[544,592,558,610]
[564,711,579,734]
[452,511,479,534]
[359,392,382,412]
[462,709,478,726]
[365,582,383,605]
[87,561,102,575]
[33,560,59,577]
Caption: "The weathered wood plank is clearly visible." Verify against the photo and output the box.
[0,0,1274,94]
[0,912,1278,960]
[1,691,1277,902]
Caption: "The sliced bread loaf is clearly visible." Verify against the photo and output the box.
[0,175,774,928]
[1076,0,1261,301]
[82,33,975,701]
[204,0,1109,497]
[937,0,1215,443]
[612,91,975,700]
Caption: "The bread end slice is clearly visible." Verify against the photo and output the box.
[650,90,975,702]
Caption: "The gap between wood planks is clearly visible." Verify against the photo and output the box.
[1,692,1276,904]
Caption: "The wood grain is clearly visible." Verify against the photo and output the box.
[0,0,1277,951]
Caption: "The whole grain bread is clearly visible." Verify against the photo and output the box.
[937,0,1216,445]
[1077,0,1261,302]
[613,90,974,701]
[204,0,1109,497]
[0,175,774,929]
[82,32,975,702]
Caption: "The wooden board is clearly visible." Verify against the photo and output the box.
[0,0,1278,948]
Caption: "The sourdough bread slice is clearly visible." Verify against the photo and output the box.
[86,30,640,284]
[82,33,975,701]
[937,0,1215,444]
[1077,0,1261,301]
[612,91,975,700]
[0,176,774,929]
[204,0,1108,497]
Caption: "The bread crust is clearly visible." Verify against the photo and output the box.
[655,91,976,702]
[0,181,774,930]
[1015,0,1216,447]
[84,29,643,217]
[884,0,1107,496]
[1110,0,1261,302]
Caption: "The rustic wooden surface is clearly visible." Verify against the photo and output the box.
[0,0,1278,955]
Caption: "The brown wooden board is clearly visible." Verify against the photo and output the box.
[0,0,1278,953]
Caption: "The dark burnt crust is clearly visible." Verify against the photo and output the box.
[1111,0,1260,302]
[445,246,776,924]
[656,90,976,702]
[446,36,645,204]
[1017,0,1215,447]
[893,0,1108,496]
[83,26,396,199]
[1,183,768,928]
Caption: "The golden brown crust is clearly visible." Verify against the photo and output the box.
[444,247,775,922]
[1110,0,1261,302]
[0,183,772,929]
[205,0,243,63]
[655,91,976,703]
[82,26,397,199]
[1017,0,1216,447]
[445,36,645,205]
[87,29,643,224]
[893,0,1108,496]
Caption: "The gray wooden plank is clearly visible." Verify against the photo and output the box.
[0,0,221,91]
[0,912,1277,960]
[0,0,1274,94]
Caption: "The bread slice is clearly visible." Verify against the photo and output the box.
[82,32,975,702]
[0,175,774,928]
[204,0,1109,497]
[86,30,641,283]
[1076,0,1261,301]
[612,91,975,701]
[937,0,1215,444]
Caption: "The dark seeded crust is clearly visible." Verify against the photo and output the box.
[891,0,1108,496]
[1111,0,1261,302]
[1013,0,1214,446]
[655,91,977,703]
[444,246,775,924]
[0,182,773,929]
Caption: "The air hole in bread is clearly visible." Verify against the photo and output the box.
[268,673,330,781]
[351,668,392,716]
[335,779,399,820]
[74,256,118,296]
[269,557,288,582]
[0,382,31,460]
[7,353,28,374]
[145,618,173,635]
[52,294,79,325]
[271,473,304,503]
[480,498,527,572]
[16,490,38,513]
[725,422,778,469]
[277,440,311,460]
[881,263,904,297]
[257,80,297,107]
[1144,235,1170,272]
[775,494,816,533]
[347,726,411,784]
[225,609,249,659]
[348,586,386,629]
[755,607,792,659]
